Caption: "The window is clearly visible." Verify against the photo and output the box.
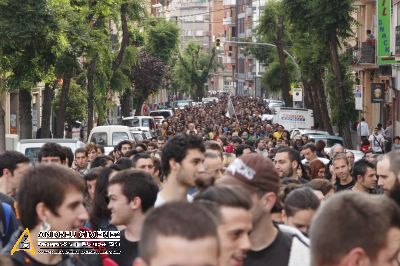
[112,132,129,146]
[91,132,108,146]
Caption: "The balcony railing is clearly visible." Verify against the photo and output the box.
[351,42,376,65]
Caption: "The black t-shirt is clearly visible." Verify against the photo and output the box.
[335,178,355,192]
[109,230,139,266]
[244,228,292,266]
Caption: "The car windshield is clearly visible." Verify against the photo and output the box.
[112,132,129,146]
[123,118,140,127]
[131,132,144,142]
[150,111,171,118]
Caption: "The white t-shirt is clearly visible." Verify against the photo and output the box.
[154,193,193,207]
[357,121,369,137]
[369,134,385,153]
[302,157,330,166]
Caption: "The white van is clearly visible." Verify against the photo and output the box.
[272,107,314,131]
[17,139,86,165]
[122,116,156,133]
[88,125,135,154]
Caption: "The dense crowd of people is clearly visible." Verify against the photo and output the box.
[1,96,400,266]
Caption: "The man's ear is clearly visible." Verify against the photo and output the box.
[133,257,148,266]
[2,168,11,177]
[340,247,370,266]
[260,192,277,212]
[169,158,180,172]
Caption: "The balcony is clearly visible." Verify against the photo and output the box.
[351,42,376,66]
[223,17,233,25]
[223,0,236,5]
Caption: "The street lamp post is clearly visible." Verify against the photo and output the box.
[224,40,301,80]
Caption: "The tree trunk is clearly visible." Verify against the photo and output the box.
[307,80,323,128]
[19,89,32,139]
[134,100,143,116]
[312,73,334,134]
[55,69,73,138]
[112,3,129,72]
[0,98,5,152]
[87,57,97,138]
[40,83,53,138]
[121,88,133,117]
[276,16,292,107]
[328,30,352,148]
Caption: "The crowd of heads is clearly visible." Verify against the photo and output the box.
[2,96,400,266]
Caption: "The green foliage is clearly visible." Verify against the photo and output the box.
[261,57,296,93]
[54,80,87,126]
[283,0,355,42]
[326,54,357,130]
[172,41,216,100]
[145,18,180,64]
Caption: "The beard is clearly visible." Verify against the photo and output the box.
[389,178,400,206]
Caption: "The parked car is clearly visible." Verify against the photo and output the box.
[88,125,135,154]
[307,134,344,147]
[149,109,174,119]
[130,129,146,143]
[129,127,152,139]
[122,116,156,133]
[173,99,193,109]
[17,138,86,165]
[290,128,330,140]
[264,99,285,111]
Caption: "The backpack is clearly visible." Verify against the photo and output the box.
[0,201,13,247]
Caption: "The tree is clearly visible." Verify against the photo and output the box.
[0,0,61,139]
[131,50,165,115]
[258,0,293,106]
[284,0,356,147]
[173,42,217,101]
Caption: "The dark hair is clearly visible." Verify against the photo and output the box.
[17,164,85,229]
[89,167,115,230]
[132,153,152,168]
[315,140,326,153]
[234,144,253,157]
[96,144,105,154]
[205,141,223,158]
[194,185,252,211]
[75,147,88,157]
[306,178,334,196]
[108,169,159,213]
[152,157,162,179]
[301,143,316,153]
[275,147,308,180]
[135,143,147,152]
[351,159,375,180]
[113,157,133,170]
[310,192,400,265]
[139,202,219,263]
[232,137,242,144]
[85,167,102,182]
[62,147,74,168]
[117,140,133,152]
[161,134,205,176]
[0,151,29,175]
[284,187,320,217]
[90,155,114,169]
[38,143,66,162]
[125,149,138,158]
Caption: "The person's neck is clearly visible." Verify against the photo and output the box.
[340,175,352,185]
[250,213,278,251]
[0,177,8,196]
[124,213,145,242]
[352,182,368,193]
[30,227,63,264]
[159,173,188,202]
